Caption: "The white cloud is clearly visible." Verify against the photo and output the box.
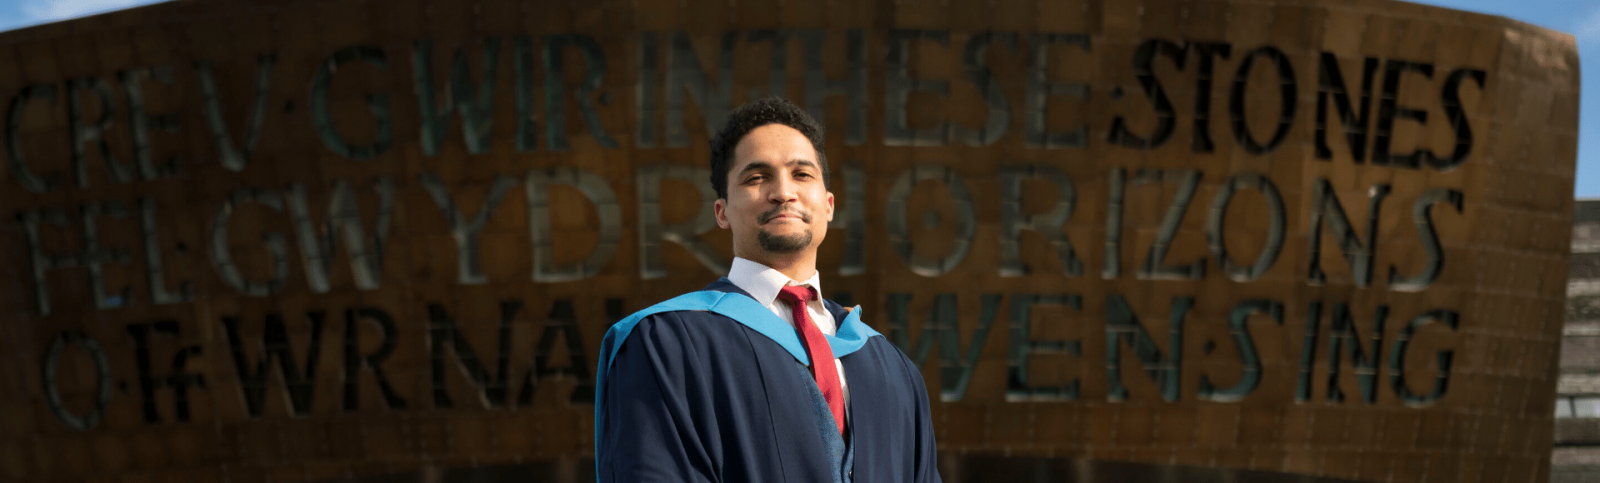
[20,0,161,24]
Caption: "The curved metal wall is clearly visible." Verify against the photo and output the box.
[0,0,1579,482]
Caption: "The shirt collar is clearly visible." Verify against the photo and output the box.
[728,257,822,306]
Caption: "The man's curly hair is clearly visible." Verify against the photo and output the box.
[709,97,828,200]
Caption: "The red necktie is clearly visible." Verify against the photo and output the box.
[777,285,846,435]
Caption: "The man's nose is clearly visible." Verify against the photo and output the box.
[767,174,798,204]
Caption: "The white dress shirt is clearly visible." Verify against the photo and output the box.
[726,257,851,407]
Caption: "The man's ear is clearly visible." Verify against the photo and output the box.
[825,191,835,223]
[714,198,730,229]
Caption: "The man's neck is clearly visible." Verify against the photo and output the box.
[738,253,817,282]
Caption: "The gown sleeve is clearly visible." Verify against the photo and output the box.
[903,344,945,483]
[596,313,718,483]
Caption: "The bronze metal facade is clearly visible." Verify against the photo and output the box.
[0,0,1579,481]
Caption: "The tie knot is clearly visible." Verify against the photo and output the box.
[777,285,816,305]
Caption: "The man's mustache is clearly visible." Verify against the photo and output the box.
[759,206,812,224]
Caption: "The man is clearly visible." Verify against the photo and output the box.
[595,98,942,482]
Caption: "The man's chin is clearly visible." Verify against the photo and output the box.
[758,225,806,236]
[756,230,814,254]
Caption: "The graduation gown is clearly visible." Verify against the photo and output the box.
[596,279,942,483]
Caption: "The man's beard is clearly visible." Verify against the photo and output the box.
[758,230,813,254]
[756,205,814,254]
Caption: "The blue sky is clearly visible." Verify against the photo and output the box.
[0,0,1593,196]
[0,0,155,31]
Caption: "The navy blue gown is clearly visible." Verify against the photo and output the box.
[596,278,942,482]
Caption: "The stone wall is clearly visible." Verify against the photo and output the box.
[1553,200,1600,483]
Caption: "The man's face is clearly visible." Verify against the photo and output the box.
[714,123,834,259]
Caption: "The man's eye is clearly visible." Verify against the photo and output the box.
[745,175,765,183]
[795,172,813,179]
